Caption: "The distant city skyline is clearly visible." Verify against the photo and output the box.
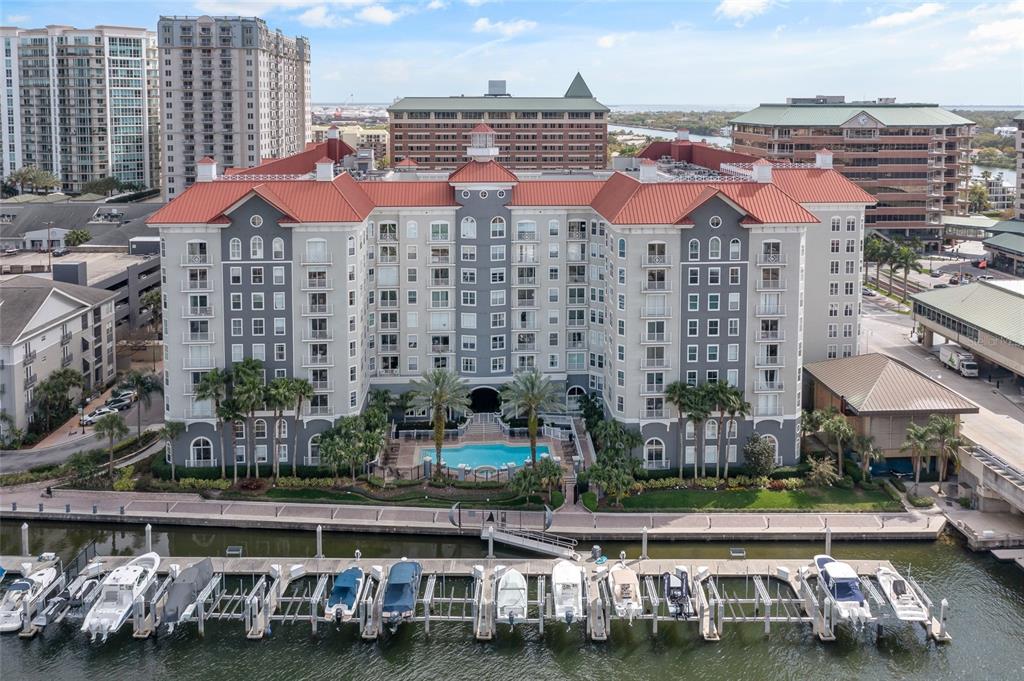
[2,1,1023,106]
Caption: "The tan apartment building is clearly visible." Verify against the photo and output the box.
[157,15,311,198]
[732,97,974,245]
[388,74,608,170]
[0,24,161,192]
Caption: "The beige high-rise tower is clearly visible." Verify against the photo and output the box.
[157,16,311,198]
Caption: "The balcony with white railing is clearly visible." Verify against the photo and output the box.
[378,254,399,264]
[300,278,333,291]
[642,280,671,292]
[180,280,213,292]
[311,380,334,392]
[755,330,785,342]
[185,405,216,420]
[516,230,538,241]
[305,404,334,416]
[302,330,334,342]
[641,409,666,420]
[380,344,398,353]
[755,381,785,392]
[379,321,400,331]
[756,253,787,266]
[756,278,787,292]
[377,367,401,376]
[513,276,537,286]
[181,305,214,318]
[182,356,217,370]
[641,357,670,369]
[642,254,672,267]
[643,459,671,470]
[182,331,215,343]
[514,342,537,352]
[302,354,333,367]
[430,344,453,354]
[755,405,783,417]
[429,254,451,264]
[642,307,669,319]
[640,384,665,396]
[429,278,452,287]
[180,253,212,266]
[755,305,787,317]
[302,304,334,316]
[513,297,538,309]
[568,229,587,241]
[641,332,671,344]
[754,355,784,368]
[515,254,538,264]
[377,232,398,243]
[301,252,333,266]
[567,340,587,349]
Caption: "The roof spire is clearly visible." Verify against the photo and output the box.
[564,72,594,98]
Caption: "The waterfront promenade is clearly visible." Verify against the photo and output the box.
[0,486,944,542]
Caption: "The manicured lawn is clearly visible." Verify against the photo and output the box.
[581,491,598,512]
[616,486,901,512]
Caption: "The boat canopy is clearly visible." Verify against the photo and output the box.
[830,578,862,601]
[824,562,858,580]
[5,581,30,592]
[382,562,421,610]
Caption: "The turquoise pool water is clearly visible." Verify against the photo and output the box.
[418,443,550,469]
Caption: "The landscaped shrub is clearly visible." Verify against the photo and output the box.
[179,478,231,491]
[958,496,971,509]
[834,476,855,490]
[276,476,333,489]
[843,459,864,483]
[581,491,598,512]
[882,480,902,502]
[859,479,879,491]
[769,464,811,480]
[112,465,135,491]
[891,479,907,493]
[907,494,934,508]
[576,469,589,493]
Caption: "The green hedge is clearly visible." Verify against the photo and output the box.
[834,476,855,490]
[150,457,333,481]
[907,494,934,508]
[636,464,808,481]
[843,459,864,483]
[581,491,598,512]
[859,479,880,491]
[882,480,902,502]
[108,187,160,203]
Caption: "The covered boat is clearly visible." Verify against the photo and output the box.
[875,566,929,622]
[814,554,871,624]
[551,560,584,626]
[381,561,421,629]
[662,570,691,618]
[0,567,58,633]
[325,566,366,622]
[606,562,643,621]
[495,568,528,627]
[162,558,214,632]
[82,552,160,641]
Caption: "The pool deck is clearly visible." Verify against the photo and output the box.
[394,435,570,470]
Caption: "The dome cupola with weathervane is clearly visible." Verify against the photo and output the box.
[467,123,499,162]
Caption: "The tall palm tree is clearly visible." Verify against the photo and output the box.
[288,378,314,474]
[928,414,966,482]
[121,370,162,440]
[264,377,292,482]
[159,420,185,482]
[721,386,751,481]
[665,381,697,483]
[140,288,163,370]
[852,434,882,480]
[891,245,922,302]
[409,368,470,473]
[863,235,886,281]
[65,228,92,247]
[900,422,932,495]
[706,381,733,479]
[95,412,128,481]
[196,367,230,479]
[500,369,563,466]
[232,359,265,479]
[217,398,244,483]
[688,386,714,479]
[822,413,855,474]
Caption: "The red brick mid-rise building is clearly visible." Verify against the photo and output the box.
[731,97,975,244]
[388,73,608,170]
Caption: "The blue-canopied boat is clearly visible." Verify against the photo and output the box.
[325,566,366,622]
[381,561,421,629]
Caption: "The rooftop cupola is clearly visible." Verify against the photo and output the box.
[815,148,834,169]
[467,123,499,162]
[752,158,773,184]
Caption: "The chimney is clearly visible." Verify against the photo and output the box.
[315,157,335,182]
[815,148,833,169]
[675,128,690,142]
[638,158,658,182]
[326,125,340,161]
[752,158,772,184]
[196,157,217,182]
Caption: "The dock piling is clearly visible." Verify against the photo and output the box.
[145,524,152,553]
[825,527,832,555]
[316,525,323,559]
[487,525,494,558]
[641,526,648,560]
[20,522,29,556]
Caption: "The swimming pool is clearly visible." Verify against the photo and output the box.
[417,443,550,469]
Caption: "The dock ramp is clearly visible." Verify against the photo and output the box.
[482,526,579,560]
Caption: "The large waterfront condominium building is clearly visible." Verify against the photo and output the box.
[0,24,160,192]
[157,15,311,198]
[150,127,872,474]
[389,74,608,170]
[731,97,974,245]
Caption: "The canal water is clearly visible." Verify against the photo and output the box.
[1,522,1022,681]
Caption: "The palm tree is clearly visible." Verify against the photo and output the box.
[821,413,854,474]
[721,387,750,481]
[852,434,882,480]
[409,368,470,473]
[288,378,314,475]
[159,420,185,482]
[864,235,886,281]
[689,385,714,479]
[706,381,734,479]
[900,422,932,495]
[140,288,163,370]
[500,369,562,466]
[535,456,564,504]
[368,388,394,416]
[891,245,922,302]
[232,359,265,478]
[334,415,366,482]
[65,228,92,247]
[95,412,128,481]
[217,398,244,483]
[196,368,230,479]
[34,367,83,433]
[318,432,344,485]
[665,381,697,483]
[264,377,292,481]
[121,370,162,440]
[928,414,966,482]
[395,390,416,423]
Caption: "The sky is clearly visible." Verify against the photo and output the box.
[3,1,1023,107]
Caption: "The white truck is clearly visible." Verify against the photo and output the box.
[939,345,979,377]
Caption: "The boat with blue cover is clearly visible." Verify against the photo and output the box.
[325,566,366,623]
[381,560,421,630]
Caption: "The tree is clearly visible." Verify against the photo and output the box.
[721,387,750,481]
[368,388,394,417]
[217,398,244,483]
[121,370,162,439]
[80,176,121,196]
[500,368,563,466]
[140,288,163,370]
[576,392,603,431]
[409,368,470,473]
[94,412,128,481]
[196,367,230,479]
[535,456,563,504]
[928,414,965,482]
[852,434,882,480]
[264,377,292,482]
[821,412,854,474]
[288,378,314,475]
[799,409,826,456]
[865,235,894,291]
[232,359,265,478]
[891,245,922,302]
[689,385,714,479]
[65,229,92,247]
[743,433,777,478]
[665,381,698,483]
[159,420,185,482]
[900,422,932,495]
[0,411,24,449]
[334,415,367,482]
[7,166,59,194]
[968,181,991,213]
[32,368,84,433]
[318,432,344,485]
[588,456,633,507]
[807,456,840,488]
[510,466,541,500]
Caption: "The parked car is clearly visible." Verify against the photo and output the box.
[110,388,137,401]
[106,395,135,411]
[933,283,949,289]
[80,406,116,426]
[929,270,942,278]
[861,287,877,297]
[2,248,18,257]
[948,277,960,285]
[52,246,69,257]
[978,274,995,281]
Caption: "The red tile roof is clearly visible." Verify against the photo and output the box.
[768,167,876,205]
[509,181,604,206]
[361,181,458,207]
[395,158,418,167]
[637,140,758,170]
[471,123,496,134]
[231,141,355,176]
[448,159,518,184]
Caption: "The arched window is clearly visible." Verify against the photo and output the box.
[729,238,741,260]
[308,434,321,464]
[254,419,267,439]
[190,437,213,463]
[567,385,586,410]
[306,238,328,264]
[617,238,627,259]
[490,217,506,238]
[164,443,172,463]
[460,217,477,239]
[688,238,700,261]
[644,438,666,468]
[727,419,738,439]
[846,216,857,232]
[685,421,695,440]
[276,418,287,439]
[762,434,780,465]
[229,238,242,261]
[250,235,263,259]
[831,216,841,232]
[709,236,721,260]
[271,237,284,260]
[705,419,718,440]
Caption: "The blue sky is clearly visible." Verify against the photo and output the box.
[4,1,1023,106]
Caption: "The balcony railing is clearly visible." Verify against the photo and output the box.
[380,344,398,353]
[643,254,671,267]
[643,459,671,470]
[429,254,450,264]
[181,305,214,318]
[24,374,37,388]
[641,332,670,344]
[377,232,398,242]
[306,405,333,416]
[755,330,785,342]
[515,343,537,352]
[516,231,538,241]
[514,298,537,309]
[23,350,36,365]
[181,280,213,292]
[311,380,334,392]
[303,330,333,342]
[642,280,670,292]
[567,340,587,349]
[185,406,215,420]
[183,331,215,343]
[430,345,453,354]
[755,381,785,392]
[756,253,787,266]
[60,332,72,345]
[301,252,333,266]
[755,305,787,317]
[378,255,399,264]
[429,278,452,287]
[514,276,537,285]
[756,279,787,291]
[301,278,333,291]
[61,354,74,367]
[755,356,784,368]
[641,358,670,369]
[378,367,401,376]
[180,253,212,266]
[379,321,400,331]
[303,355,333,366]
[568,230,587,241]
[515,254,538,264]
[640,385,665,396]
[302,304,334,316]
[642,308,669,318]
[642,409,666,419]
[183,356,217,370]
[378,299,399,308]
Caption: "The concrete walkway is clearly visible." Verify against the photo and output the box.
[0,486,944,542]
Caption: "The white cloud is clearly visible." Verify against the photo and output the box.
[596,33,633,49]
[357,4,401,24]
[714,0,774,25]
[866,3,943,29]
[472,17,537,37]
[297,5,351,27]
[4,14,30,24]
[463,0,488,6]
[426,0,446,9]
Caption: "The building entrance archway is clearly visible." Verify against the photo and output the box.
[470,386,501,413]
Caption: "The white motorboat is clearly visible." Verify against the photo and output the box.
[495,568,528,627]
[551,560,584,626]
[875,566,929,622]
[606,562,643,622]
[0,567,58,633]
[324,566,366,623]
[82,552,160,641]
[813,554,871,624]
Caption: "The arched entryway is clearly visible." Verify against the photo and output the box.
[470,386,501,413]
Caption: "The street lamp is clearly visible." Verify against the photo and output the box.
[45,220,54,272]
